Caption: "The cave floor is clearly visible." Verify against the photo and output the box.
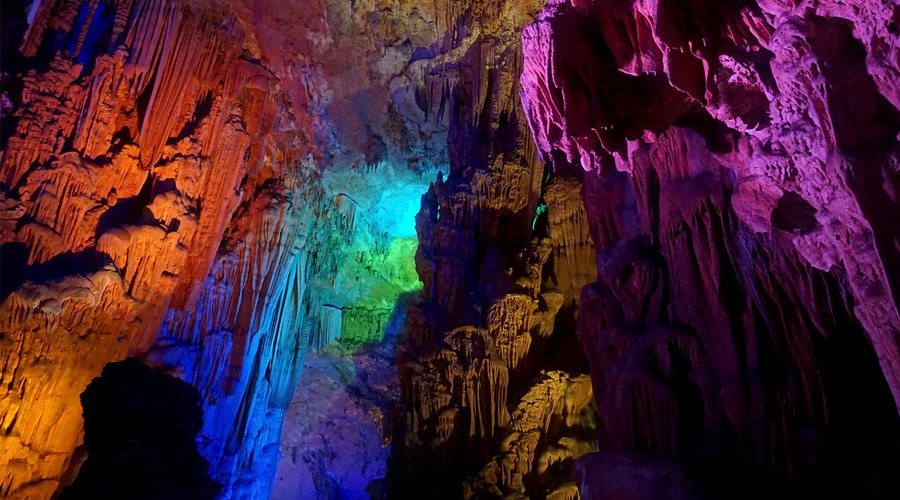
[272,339,399,499]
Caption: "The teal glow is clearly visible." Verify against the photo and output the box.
[318,164,437,351]
[533,201,547,230]
[373,183,427,238]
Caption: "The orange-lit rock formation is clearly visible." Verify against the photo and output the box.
[0,1,338,496]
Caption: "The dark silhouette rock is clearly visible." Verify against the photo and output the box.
[60,358,220,500]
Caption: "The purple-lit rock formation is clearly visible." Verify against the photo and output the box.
[1,0,900,498]
[517,0,900,496]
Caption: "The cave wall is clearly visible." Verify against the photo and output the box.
[518,0,900,495]
[0,2,339,496]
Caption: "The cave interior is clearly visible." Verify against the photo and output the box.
[2,0,900,499]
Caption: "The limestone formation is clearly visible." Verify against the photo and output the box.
[462,372,596,499]
[389,1,602,497]
[521,0,900,496]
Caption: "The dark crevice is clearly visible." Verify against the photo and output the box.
[771,191,819,233]
[95,172,154,239]
[0,242,28,302]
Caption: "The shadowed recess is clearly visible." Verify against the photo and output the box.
[59,358,221,500]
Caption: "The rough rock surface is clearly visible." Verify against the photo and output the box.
[273,343,399,499]
[387,0,602,497]
[520,0,900,496]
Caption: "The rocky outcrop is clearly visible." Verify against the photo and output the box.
[389,0,601,497]
[521,0,900,496]
[462,371,595,499]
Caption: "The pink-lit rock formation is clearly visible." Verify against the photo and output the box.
[521,0,900,496]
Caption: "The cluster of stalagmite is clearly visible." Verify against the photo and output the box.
[397,174,600,496]
[462,371,595,499]
[390,1,603,497]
